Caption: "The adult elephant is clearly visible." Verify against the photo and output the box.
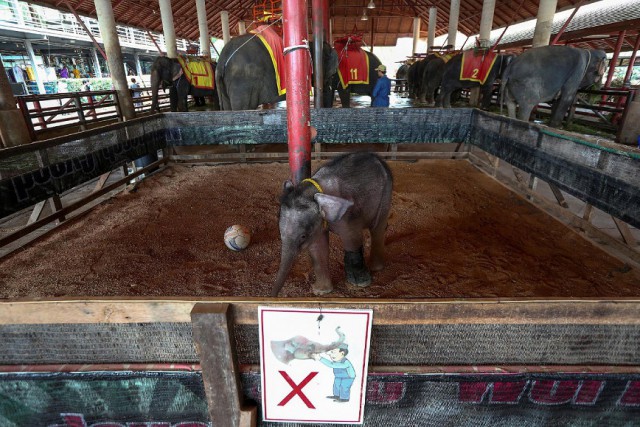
[417,53,455,104]
[150,56,219,112]
[324,50,383,108]
[436,51,514,109]
[394,63,409,93]
[501,45,607,127]
[216,30,338,110]
[406,59,426,99]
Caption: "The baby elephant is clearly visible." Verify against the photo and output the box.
[272,152,393,296]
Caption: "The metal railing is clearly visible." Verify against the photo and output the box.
[15,88,171,140]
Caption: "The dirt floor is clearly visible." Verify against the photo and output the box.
[1,159,639,299]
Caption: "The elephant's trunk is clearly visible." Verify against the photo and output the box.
[272,245,297,297]
[150,68,161,113]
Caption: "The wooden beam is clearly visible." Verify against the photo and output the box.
[191,303,256,427]
[3,299,640,326]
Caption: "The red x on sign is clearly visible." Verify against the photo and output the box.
[278,370,318,409]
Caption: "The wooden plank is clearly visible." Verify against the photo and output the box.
[191,303,252,427]
[548,183,570,208]
[612,216,638,246]
[1,298,640,326]
[170,151,469,162]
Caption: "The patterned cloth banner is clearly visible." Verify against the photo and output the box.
[459,48,498,85]
[177,56,215,90]
[335,36,370,89]
[253,25,287,95]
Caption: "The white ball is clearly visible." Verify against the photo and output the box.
[224,224,251,251]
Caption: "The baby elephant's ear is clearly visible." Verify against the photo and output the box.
[314,193,354,223]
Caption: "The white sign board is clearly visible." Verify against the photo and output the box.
[259,307,373,424]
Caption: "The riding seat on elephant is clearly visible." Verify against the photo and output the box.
[436,49,514,109]
[501,45,607,128]
[215,25,338,110]
[324,35,383,108]
[150,55,219,112]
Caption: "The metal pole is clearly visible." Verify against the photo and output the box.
[605,30,626,88]
[312,0,324,109]
[551,0,586,45]
[322,0,330,43]
[623,35,640,86]
[24,40,46,95]
[283,0,312,184]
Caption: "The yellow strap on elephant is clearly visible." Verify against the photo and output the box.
[302,178,328,229]
[302,178,323,193]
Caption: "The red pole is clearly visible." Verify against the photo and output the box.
[551,0,586,45]
[623,35,640,86]
[283,0,312,184]
[605,30,626,88]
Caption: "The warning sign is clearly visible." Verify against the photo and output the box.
[259,307,373,424]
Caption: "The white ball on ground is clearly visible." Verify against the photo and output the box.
[224,224,251,251]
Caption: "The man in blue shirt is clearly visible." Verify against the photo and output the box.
[371,64,391,107]
[313,343,356,402]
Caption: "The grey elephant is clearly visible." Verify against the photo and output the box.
[273,152,393,297]
[501,45,607,127]
[437,52,514,108]
[216,32,338,110]
[150,56,219,112]
[271,326,345,364]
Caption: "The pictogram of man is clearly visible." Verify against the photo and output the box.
[312,343,356,402]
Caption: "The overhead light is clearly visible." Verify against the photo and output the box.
[367,0,375,9]
[361,9,368,20]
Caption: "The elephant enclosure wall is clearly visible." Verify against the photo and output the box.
[2,109,640,426]
[1,158,639,299]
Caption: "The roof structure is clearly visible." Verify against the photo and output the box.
[26,0,639,51]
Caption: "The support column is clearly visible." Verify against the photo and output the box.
[238,21,246,35]
[412,17,421,55]
[159,0,178,57]
[322,0,330,43]
[427,7,436,51]
[329,17,333,43]
[532,0,558,47]
[94,0,135,119]
[283,0,312,184]
[92,47,103,78]
[479,0,496,48]
[24,40,45,95]
[312,0,324,108]
[196,0,211,58]
[221,11,231,45]
[0,57,31,147]
[447,0,460,48]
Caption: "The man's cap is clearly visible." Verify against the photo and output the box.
[375,64,387,72]
[338,343,349,350]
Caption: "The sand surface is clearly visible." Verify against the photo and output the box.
[1,159,638,299]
